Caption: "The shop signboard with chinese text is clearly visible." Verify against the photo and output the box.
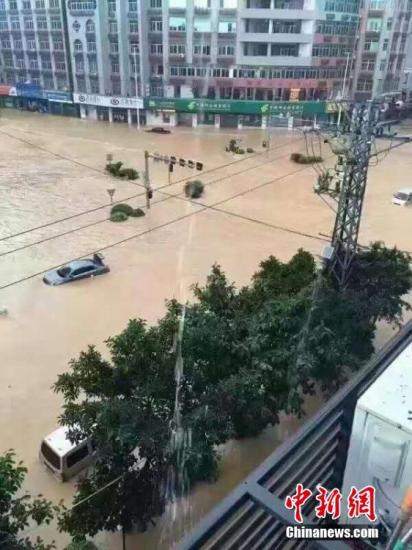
[73,93,143,109]
[144,97,329,116]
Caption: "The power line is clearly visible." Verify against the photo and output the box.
[0,145,302,258]
[0,129,302,243]
[0,160,327,291]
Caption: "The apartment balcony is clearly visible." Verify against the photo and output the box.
[169,6,186,14]
[245,0,304,8]
[194,5,210,14]
[240,8,315,20]
[241,32,312,43]
[237,53,311,66]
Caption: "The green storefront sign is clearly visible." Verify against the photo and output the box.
[144,98,332,116]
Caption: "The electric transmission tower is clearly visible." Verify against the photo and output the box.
[312,101,410,288]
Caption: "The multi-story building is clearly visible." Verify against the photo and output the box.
[144,0,359,103]
[0,0,71,92]
[5,0,409,127]
[353,0,412,101]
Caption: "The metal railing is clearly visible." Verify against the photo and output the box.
[179,321,412,550]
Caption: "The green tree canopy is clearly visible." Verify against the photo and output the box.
[54,244,412,539]
[0,451,57,550]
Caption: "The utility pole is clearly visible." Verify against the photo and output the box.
[134,48,140,129]
[144,150,151,209]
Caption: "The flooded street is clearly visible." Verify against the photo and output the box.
[1,110,412,549]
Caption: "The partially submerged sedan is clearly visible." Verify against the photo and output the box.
[43,253,109,286]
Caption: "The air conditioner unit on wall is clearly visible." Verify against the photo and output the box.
[341,342,412,531]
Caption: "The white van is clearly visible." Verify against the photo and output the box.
[392,188,412,206]
[39,426,95,481]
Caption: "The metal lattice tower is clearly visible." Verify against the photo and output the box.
[328,103,379,288]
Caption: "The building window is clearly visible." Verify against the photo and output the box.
[41,56,52,69]
[218,44,234,55]
[150,19,162,31]
[150,43,163,53]
[195,0,211,6]
[129,0,138,10]
[130,41,139,53]
[87,40,96,52]
[53,40,64,50]
[44,77,54,88]
[27,39,36,50]
[68,1,96,10]
[0,18,8,31]
[10,16,20,30]
[151,64,163,75]
[193,43,210,55]
[39,40,49,49]
[243,42,267,56]
[29,58,39,69]
[50,17,61,29]
[1,38,11,48]
[88,57,97,73]
[111,61,119,73]
[218,20,236,32]
[37,17,47,29]
[108,20,117,33]
[16,57,25,68]
[129,20,138,33]
[55,61,66,70]
[150,0,161,6]
[14,38,23,49]
[194,18,211,32]
[169,17,186,31]
[361,60,375,70]
[382,38,389,51]
[212,68,229,77]
[50,0,59,6]
[112,81,121,95]
[169,43,185,54]
[110,41,119,53]
[9,0,17,8]
[357,79,373,91]
[75,59,84,72]
[74,39,83,51]
[107,0,116,14]
[90,79,99,93]
[22,0,31,8]
[86,19,95,32]
[35,0,45,7]
[57,77,67,89]
[367,18,382,31]
[76,76,86,92]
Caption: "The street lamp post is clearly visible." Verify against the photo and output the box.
[134,48,140,130]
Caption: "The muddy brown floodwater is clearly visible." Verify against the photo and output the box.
[0,111,411,549]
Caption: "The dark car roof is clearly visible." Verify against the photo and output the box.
[65,259,96,270]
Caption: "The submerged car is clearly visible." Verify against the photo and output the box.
[392,188,412,207]
[43,253,109,285]
[39,426,95,481]
[146,127,171,134]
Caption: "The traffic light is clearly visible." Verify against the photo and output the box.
[187,160,195,169]
[196,162,203,171]
[170,156,177,164]
[148,189,153,200]
[169,162,174,173]
[179,158,186,167]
